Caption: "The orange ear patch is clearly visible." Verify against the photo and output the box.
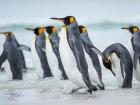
[82,27,87,33]
[52,27,56,33]
[70,17,75,24]
[133,27,138,33]
[38,28,45,35]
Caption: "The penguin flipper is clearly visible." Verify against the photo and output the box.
[91,47,105,58]
[81,38,104,58]
[0,50,7,68]
[18,45,31,52]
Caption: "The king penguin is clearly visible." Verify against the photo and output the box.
[51,16,98,93]
[12,35,31,71]
[25,27,53,78]
[45,26,68,80]
[121,26,140,81]
[0,34,31,72]
[78,25,105,90]
[102,43,133,88]
[0,32,23,80]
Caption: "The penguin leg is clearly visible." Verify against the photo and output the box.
[122,64,133,88]
[97,83,105,90]
[10,66,23,80]
[73,46,98,93]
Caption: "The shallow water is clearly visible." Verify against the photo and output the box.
[0,0,140,105]
[0,70,140,105]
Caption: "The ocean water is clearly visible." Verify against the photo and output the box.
[0,0,140,105]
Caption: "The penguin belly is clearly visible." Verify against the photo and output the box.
[45,36,62,79]
[31,36,43,79]
[83,49,102,86]
[4,60,12,80]
[111,53,124,87]
[59,28,86,88]
[1,46,12,80]
[128,42,140,81]
[134,58,140,81]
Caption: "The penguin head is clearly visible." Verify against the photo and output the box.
[102,57,115,76]
[45,26,57,35]
[25,27,46,36]
[121,25,139,34]
[50,16,76,25]
[79,25,87,33]
[0,32,14,38]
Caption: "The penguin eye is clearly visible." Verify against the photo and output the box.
[82,27,87,33]
[133,27,138,33]
[69,17,75,24]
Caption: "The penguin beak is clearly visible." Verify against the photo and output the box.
[121,27,130,30]
[50,17,64,23]
[25,28,35,31]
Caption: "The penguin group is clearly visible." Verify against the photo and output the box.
[0,15,140,94]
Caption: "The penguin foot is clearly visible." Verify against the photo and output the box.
[0,67,5,72]
[70,87,83,94]
[62,74,69,80]
[91,85,98,91]
[87,89,92,94]
[97,85,105,90]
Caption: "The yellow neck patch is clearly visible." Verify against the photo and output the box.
[32,36,36,42]
[133,27,138,33]
[46,36,50,43]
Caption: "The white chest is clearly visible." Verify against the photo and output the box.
[46,36,62,79]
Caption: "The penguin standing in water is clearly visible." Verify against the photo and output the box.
[0,34,31,72]
[12,35,31,71]
[0,32,23,80]
[78,25,105,89]
[45,26,68,80]
[121,26,140,81]
[51,16,98,93]
[102,43,133,88]
[25,27,53,78]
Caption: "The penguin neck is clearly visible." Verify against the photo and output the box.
[49,32,59,47]
[6,36,14,41]
[104,46,116,58]
[66,22,80,38]
[36,33,46,40]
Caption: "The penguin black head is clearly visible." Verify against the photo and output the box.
[102,57,116,76]
[50,16,76,25]
[0,32,14,38]
[79,25,87,33]
[121,25,139,34]
[45,26,57,35]
[25,27,46,36]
